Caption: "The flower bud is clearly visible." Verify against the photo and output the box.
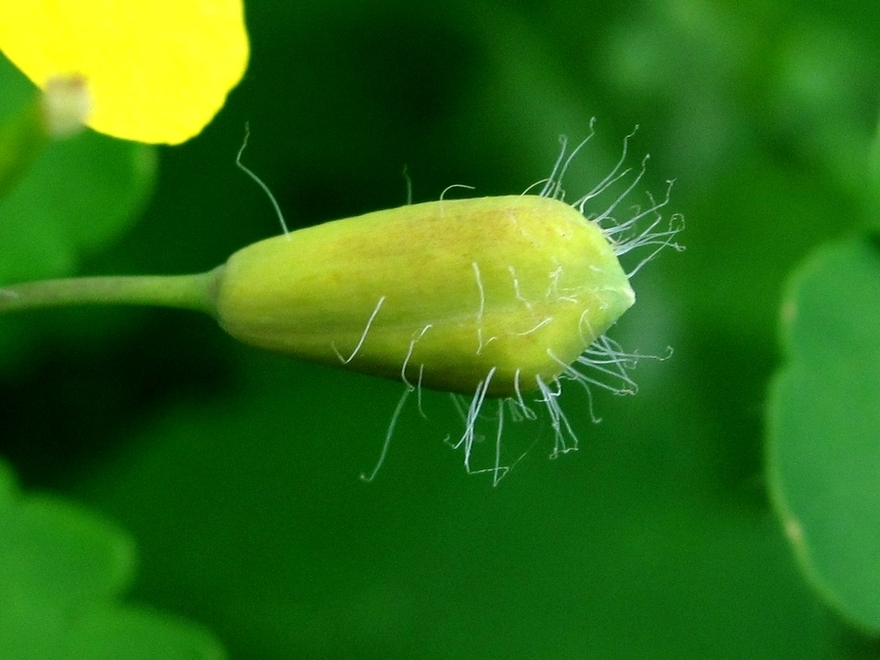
[212,194,634,397]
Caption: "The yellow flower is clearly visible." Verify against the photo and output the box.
[0,0,249,144]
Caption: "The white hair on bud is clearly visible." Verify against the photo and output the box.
[359,125,681,486]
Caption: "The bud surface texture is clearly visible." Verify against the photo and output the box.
[214,195,634,397]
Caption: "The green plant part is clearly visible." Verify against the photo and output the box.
[0,129,681,483]
[0,59,156,295]
[0,73,90,199]
[0,457,225,659]
[767,236,880,633]
[215,194,634,397]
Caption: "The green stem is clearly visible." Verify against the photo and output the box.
[0,267,223,316]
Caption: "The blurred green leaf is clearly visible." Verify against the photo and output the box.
[869,108,880,223]
[0,495,135,604]
[0,53,158,370]
[0,456,225,659]
[0,53,34,124]
[767,236,880,634]
[67,607,225,660]
[0,91,47,201]
[0,54,157,285]
[72,356,828,660]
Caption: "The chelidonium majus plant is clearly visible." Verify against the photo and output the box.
[215,126,683,484]
[0,125,682,485]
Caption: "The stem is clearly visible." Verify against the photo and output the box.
[0,267,223,316]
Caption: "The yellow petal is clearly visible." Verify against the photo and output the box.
[0,0,249,144]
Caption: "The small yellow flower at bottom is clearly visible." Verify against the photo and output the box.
[214,195,634,398]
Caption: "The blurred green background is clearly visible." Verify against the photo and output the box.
[2,0,880,658]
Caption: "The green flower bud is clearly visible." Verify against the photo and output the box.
[213,194,634,397]
[213,129,681,483]
[0,127,679,484]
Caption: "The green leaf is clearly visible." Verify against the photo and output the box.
[0,494,136,604]
[0,456,225,660]
[870,107,880,225]
[0,53,158,370]
[67,607,225,660]
[0,53,157,285]
[0,54,34,125]
[72,358,828,660]
[767,236,880,633]
[0,458,14,506]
